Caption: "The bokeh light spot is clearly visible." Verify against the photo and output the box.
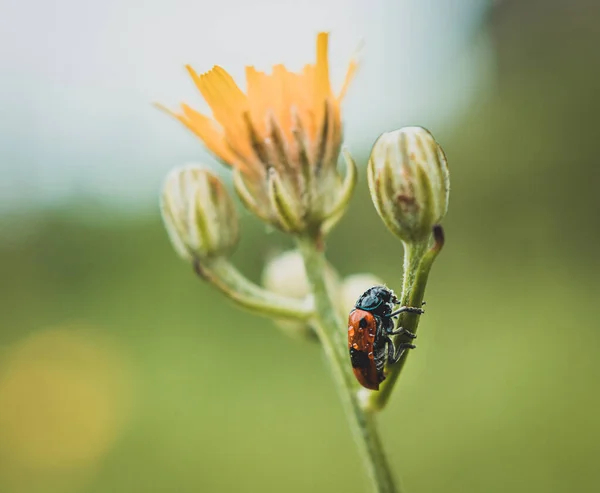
[0,326,134,490]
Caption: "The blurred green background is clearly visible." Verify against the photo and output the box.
[2,1,600,492]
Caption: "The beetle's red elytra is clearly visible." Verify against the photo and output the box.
[347,286,424,390]
[348,309,379,390]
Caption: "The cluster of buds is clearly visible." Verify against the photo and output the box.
[158,32,450,346]
[161,126,450,268]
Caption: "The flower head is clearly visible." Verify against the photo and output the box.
[161,33,357,236]
[367,127,450,244]
[161,166,239,261]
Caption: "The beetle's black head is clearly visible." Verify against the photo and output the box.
[354,286,397,317]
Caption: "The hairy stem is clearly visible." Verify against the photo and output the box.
[297,235,400,493]
[368,226,445,411]
[195,257,313,320]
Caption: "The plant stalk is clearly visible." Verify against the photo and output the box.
[368,226,445,411]
[195,257,313,321]
[297,235,400,493]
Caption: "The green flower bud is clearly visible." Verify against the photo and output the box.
[160,166,239,261]
[367,127,450,244]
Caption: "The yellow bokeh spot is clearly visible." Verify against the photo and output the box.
[0,326,133,489]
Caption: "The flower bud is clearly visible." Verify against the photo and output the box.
[367,127,450,244]
[262,250,339,340]
[160,166,239,261]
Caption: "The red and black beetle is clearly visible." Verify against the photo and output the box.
[347,286,423,390]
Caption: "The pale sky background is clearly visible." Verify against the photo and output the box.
[0,0,493,213]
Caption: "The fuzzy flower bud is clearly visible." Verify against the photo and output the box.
[160,166,239,261]
[262,250,339,340]
[367,127,450,244]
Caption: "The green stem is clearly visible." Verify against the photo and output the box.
[296,235,400,493]
[367,226,445,411]
[196,257,313,321]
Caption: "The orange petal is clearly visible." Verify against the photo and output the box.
[245,66,270,138]
[189,65,266,168]
[154,103,244,170]
[181,104,241,165]
[314,32,332,117]
[186,65,248,132]
[338,58,358,102]
[272,64,295,139]
[298,64,317,140]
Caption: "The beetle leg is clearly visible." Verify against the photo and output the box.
[386,337,416,365]
[389,305,425,317]
[387,326,416,338]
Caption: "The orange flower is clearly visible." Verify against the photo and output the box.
[161,32,358,236]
